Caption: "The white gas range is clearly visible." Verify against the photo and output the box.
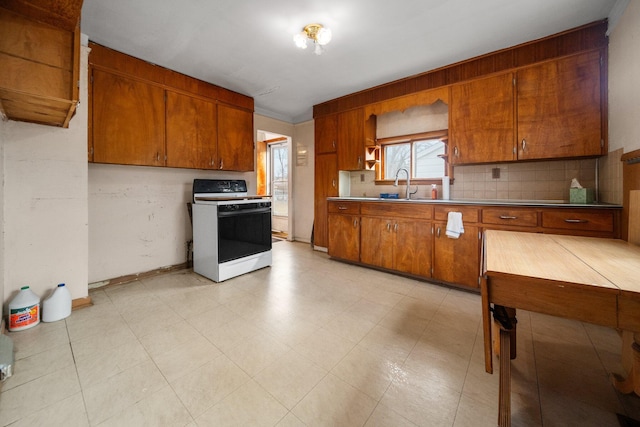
[192,179,272,282]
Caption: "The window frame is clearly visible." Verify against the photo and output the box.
[376,129,452,185]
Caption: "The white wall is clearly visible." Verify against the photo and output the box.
[88,165,250,283]
[1,47,90,312]
[293,120,314,243]
[609,0,640,153]
[87,114,306,283]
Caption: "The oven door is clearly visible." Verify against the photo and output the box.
[217,205,272,263]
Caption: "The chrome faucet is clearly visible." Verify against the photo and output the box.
[393,168,417,199]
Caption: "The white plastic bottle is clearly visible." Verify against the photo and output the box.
[9,286,40,331]
[42,283,72,323]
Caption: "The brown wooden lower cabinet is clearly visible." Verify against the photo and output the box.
[359,216,432,277]
[326,200,620,290]
[327,213,360,263]
[433,223,481,288]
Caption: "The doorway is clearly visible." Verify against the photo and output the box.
[269,140,288,237]
[257,131,292,240]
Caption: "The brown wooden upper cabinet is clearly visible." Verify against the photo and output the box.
[449,50,604,165]
[0,6,80,127]
[88,42,255,171]
[517,50,604,160]
[217,104,254,171]
[91,68,166,166]
[337,109,365,170]
[315,113,338,154]
[450,73,516,164]
[166,91,217,169]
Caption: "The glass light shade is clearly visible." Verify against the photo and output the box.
[316,28,332,46]
[293,32,308,49]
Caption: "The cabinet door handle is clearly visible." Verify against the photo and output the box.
[156,152,160,162]
[564,219,589,224]
[499,215,518,220]
[437,227,441,237]
[219,159,224,170]
[338,206,348,210]
[332,140,336,149]
[521,139,526,151]
[358,156,362,169]
[332,179,336,188]
[353,219,358,228]
[394,223,398,232]
[386,223,391,232]
[454,146,459,157]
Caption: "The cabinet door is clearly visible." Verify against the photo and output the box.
[217,104,254,171]
[433,223,480,288]
[451,73,515,164]
[517,51,603,160]
[166,91,217,169]
[337,108,365,170]
[314,154,338,248]
[315,114,338,154]
[91,69,165,166]
[328,214,360,262]
[394,219,432,278]
[360,217,394,269]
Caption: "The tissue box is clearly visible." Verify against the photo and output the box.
[570,188,594,204]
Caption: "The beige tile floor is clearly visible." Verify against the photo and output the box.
[2,241,640,426]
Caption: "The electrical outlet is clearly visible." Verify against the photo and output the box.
[492,168,500,179]
[360,174,365,182]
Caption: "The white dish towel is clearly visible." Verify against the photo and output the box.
[445,212,464,239]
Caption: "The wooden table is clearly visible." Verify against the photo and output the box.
[481,230,640,427]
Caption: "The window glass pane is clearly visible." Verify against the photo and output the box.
[413,139,445,178]
[271,145,288,216]
[384,143,410,178]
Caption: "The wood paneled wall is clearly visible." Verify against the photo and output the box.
[0,0,83,31]
[314,20,608,118]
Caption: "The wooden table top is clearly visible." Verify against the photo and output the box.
[484,230,640,293]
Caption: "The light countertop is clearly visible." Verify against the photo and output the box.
[328,197,622,208]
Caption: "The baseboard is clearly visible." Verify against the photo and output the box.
[72,296,92,311]
[89,262,190,290]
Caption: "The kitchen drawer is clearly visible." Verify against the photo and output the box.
[328,200,360,214]
[483,208,538,227]
[361,202,433,220]
[434,205,479,223]
[542,210,614,233]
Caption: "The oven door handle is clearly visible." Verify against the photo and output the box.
[218,207,272,217]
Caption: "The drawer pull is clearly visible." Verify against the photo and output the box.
[353,219,358,228]
[564,219,589,224]
[338,206,348,210]
[499,215,518,220]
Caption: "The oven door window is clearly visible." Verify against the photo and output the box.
[218,208,272,263]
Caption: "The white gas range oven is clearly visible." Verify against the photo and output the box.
[192,179,272,282]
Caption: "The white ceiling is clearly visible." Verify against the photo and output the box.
[81,0,620,124]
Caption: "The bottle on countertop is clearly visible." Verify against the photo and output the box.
[431,184,438,200]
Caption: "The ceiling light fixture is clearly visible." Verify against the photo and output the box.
[293,23,332,55]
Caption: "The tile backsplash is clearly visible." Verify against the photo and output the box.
[346,157,623,203]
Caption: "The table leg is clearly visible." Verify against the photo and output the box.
[498,326,512,427]
[481,276,493,374]
[612,332,640,395]
[493,306,517,427]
